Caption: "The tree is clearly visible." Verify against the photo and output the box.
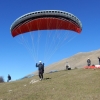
[0,76,4,83]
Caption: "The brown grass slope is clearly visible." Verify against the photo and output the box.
[0,69,100,100]
[34,49,100,75]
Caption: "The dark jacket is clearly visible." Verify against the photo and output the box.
[98,57,100,61]
[36,63,44,73]
[8,75,11,80]
[87,59,91,64]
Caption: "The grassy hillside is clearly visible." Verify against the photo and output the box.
[0,68,100,100]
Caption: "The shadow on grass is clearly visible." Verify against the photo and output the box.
[43,78,51,80]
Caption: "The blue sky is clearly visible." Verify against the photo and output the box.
[0,0,100,81]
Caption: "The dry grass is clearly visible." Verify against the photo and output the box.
[0,68,100,100]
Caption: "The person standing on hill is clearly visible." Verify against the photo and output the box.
[7,74,11,82]
[98,57,100,65]
[65,62,71,70]
[87,58,91,66]
[36,61,44,81]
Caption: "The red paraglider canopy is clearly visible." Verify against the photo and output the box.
[10,10,82,37]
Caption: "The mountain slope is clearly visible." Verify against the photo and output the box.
[34,49,100,75]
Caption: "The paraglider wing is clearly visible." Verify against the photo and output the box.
[10,10,82,37]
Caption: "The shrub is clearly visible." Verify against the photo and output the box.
[0,76,4,83]
[74,67,78,69]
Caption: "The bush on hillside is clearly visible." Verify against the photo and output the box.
[74,67,78,69]
[0,76,4,83]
